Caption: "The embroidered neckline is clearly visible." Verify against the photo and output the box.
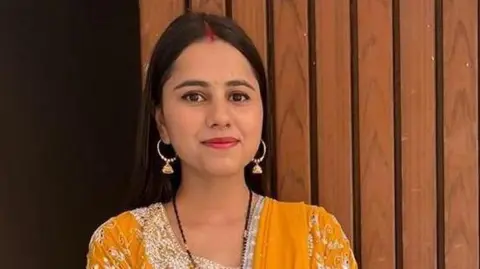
[242,196,265,268]
[132,196,265,269]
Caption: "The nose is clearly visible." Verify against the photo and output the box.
[205,97,231,130]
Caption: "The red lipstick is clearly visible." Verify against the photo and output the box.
[202,137,239,149]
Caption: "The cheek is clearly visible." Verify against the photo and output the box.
[238,105,263,140]
[240,111,263,162]
[252,103,264,132]
[162,104,203,142]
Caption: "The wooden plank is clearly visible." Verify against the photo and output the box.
[442,0,479,268]
[191,0,225,15]
[357,0,396,267]
[232,0,267,65]
[400,0,437,268]
[274,0,310,202]
[316,0,354,241]
[139,0,184,83]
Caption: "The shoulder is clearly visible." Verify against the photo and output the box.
[271,200,349,245]
[89,211,136,242]
[302,204,350,245]
[88,209,137,247]
[88,203,164,247]
[303,204,346,235]
[266,198,357,268]
[86,203,165,268]
[266,198,340,228]
[303,204,357,268]
[264,198,346,240]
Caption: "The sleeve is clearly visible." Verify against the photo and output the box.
[307,206,358,269]
[86,212,143,269]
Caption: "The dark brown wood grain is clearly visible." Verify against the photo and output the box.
[139,0,184,84]
[400,0,437,268]
[273,0,310,202]
[315,0,354,242]
[357,0,396,267]
[232,0,267,65]
[443,0,479,268]
[191,0,225,15]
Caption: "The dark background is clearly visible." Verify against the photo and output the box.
[1,0,141,268]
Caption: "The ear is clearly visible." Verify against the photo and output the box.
[154,106,171,144]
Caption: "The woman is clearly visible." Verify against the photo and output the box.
[87,12,357,269]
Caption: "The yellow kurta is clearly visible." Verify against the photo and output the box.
[86,197,357,268]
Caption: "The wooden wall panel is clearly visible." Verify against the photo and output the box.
[442,0,479,268]
[191,0,225,15]
[139,0,184,82]
[399,0,437,269]
[139,1,480,267]
[399,0,437,268]
[357,0,396,267]
[273,0,311,202]
[315,0,354,241]
[232,0,267,65]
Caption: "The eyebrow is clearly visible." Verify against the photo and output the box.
[226,80,255,91]
[173,80,209,90]
[173,79,255,91]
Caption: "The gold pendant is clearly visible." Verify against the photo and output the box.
[162,162,174,174]
[252,163,263,174]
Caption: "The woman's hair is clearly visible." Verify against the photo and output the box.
[127,12,274,209]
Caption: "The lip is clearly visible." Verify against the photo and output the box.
[201,137,239,149]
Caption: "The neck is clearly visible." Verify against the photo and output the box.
[175,166,251,216]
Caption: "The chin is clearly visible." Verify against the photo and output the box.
[201,162,244,178]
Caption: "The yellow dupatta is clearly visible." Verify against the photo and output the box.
[253,198,357,269]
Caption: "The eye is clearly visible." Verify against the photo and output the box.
[229,92,250,102]
[181,92,206,103]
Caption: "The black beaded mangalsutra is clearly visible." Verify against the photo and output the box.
[172,190,253,269]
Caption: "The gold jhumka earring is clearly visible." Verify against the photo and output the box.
[157,139,177,174]
[252,140,266,174]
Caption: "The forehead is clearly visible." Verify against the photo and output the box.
[170,40,256,81]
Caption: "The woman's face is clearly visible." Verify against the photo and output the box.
[156,39,263,178]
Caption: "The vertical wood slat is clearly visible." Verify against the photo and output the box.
[232,0,267,66]
[315,0,354,241]
[442,0,479,268]
[273,0,310,202]
[400,0,437,268]
[139,0,184,83]
[357,0,396,267]
[191,0,225,15]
